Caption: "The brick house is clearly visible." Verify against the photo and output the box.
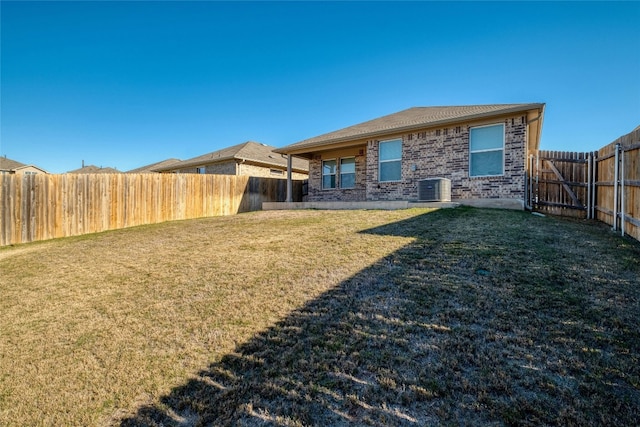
[275,104,544,209]
[156,141,308,179]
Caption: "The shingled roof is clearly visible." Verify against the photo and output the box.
[0,156,27,171]
[275,103,545,154]
[0,156,49,174]
[126,158,182,173]
[157,141,309,172]
[67,165,120,174]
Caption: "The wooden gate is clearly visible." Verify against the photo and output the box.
[531,150,597,218]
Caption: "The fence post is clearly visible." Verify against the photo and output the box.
[621,148,625,236]
[612,143,620,231]
[587,152,592,219]
[592,151,597,220]
[535,152,540,207]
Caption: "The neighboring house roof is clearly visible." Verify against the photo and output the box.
[157,141,309,173]
[0,156,26,171]
[13,165,49,174]
[275,103,545,155]
[126,158,182,173]
[67,165,120,174]
[0,156,49,174]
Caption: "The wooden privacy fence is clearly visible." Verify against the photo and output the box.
[0,173,304,246]
[531,125,640,241]
[531,150,596,219]
[595,126,640,240]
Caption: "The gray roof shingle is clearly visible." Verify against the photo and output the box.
[0,156,27,171]
[126,158,182,173]
[158,141,309,172]
[67,165,120,174]
[276,103,544,153]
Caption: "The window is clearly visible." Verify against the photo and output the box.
[322,160,336,189]
[469,124,504,176]
[270,169,284,176]
[379,139,402,182]
[340,157,355,188]
[197,166,206,174]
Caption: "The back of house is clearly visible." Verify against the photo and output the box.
[275,103,544,209]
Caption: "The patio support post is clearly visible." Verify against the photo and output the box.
[286,154,293,202]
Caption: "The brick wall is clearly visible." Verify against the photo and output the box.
[364,115,527,201]
[307,147,367,201]
[306,114,528,203]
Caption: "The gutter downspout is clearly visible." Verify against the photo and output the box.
[525,154,534,210]
[525,108,544,211]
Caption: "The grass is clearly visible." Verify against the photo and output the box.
[0,207,639,426]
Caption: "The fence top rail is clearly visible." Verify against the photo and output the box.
[537,150,595,159]
[538,157,589,163]
[598,126,640,157]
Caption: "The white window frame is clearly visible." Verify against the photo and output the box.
[378,139,402,182]
[322,159,337,190]
[339,157,356,189]
[469,123,505,177]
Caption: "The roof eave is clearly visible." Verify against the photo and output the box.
[276,103,546,155]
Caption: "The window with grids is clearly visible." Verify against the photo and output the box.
[379,139,402,182]
[322,160,336,189]
[469,124,504,177]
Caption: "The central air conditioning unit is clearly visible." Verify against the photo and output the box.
[418,178,451,202]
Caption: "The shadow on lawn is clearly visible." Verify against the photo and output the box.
[120,208,640,426]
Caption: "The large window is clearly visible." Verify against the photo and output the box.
[469,124,504,177]
[322,159,336,189]
[340,157,355,188]
[379,139,402,182]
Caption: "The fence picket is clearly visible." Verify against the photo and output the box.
[0,174,304,246]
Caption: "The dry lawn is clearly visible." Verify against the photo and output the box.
[0,207,639,426]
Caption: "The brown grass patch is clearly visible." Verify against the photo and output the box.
[1,207,639,426]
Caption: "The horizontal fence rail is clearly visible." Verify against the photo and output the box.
[0,174,304,246]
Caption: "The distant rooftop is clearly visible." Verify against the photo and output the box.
[126,158,182,173]
[0,156,27,171]
[67,165,119,174]
[157,141,309,172]
[0,156,49,173]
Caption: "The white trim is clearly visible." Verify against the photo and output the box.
[469,123,505,177]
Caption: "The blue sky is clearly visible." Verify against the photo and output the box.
[1,1,638,173]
